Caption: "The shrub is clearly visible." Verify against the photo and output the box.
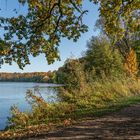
[59,75,140,109]
[8,90,76,129]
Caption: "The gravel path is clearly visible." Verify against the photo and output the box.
[26,104,140,140]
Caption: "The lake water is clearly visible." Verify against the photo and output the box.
[0,82,59,130]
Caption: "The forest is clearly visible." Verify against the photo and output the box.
[0,72,55,82]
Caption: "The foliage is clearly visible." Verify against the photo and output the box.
[0,72,55,83]
[8,90,76,130]
[58,60,140,108]
[133,33,140,67]
[0,0,139,68]
[124,48,138,76]
[56,59,86,90]
[55,35,125,85]
[0,0,89,68]
[95,15,140,69]
[84,35,124,76]
[98,0,140,42]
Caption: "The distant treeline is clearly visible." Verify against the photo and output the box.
[0,72,56,83]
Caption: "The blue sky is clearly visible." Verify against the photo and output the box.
[0,0,99,72]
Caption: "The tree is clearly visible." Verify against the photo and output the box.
[124,48,138,76]
[98,0,140,42]
[0,0,89,69]
[56,59,85,86]
[95,0,140,75]
[84,35,124,76]
[0,0,139,68]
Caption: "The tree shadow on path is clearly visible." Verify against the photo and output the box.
[27,104,140,140]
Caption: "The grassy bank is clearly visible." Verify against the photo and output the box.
[0,93,140,139]
[75,95,140,118]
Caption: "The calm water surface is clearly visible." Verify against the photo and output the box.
[0,82,58,130]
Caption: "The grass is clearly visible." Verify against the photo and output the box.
[75,95,140,118]
[0,95,140,139]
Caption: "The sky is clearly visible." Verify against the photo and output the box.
[0,0,99,73]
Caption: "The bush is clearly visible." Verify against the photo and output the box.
[56,59,87,90]
[59,75,140,109]
[8,90,76,129]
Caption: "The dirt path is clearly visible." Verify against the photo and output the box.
[27,104,140,140]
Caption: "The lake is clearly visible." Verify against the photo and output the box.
[0,82,59,130]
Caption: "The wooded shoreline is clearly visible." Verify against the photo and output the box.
[0,72,55,83]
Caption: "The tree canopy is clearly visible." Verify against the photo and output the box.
[0,0,139,69]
